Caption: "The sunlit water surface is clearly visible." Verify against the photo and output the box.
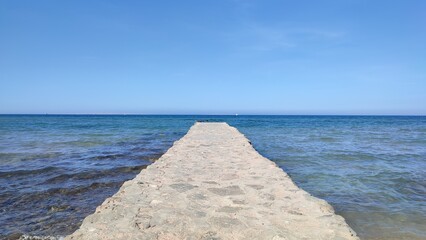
[0,115,425,239]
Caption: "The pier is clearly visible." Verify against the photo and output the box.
[66,122,358,240]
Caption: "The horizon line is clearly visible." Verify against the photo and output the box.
[0,113,425,117]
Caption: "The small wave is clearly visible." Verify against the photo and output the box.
[318,137,338,142]
[1,181,124,208]
[91,153,127,160]
[46,181,123,196]
[89,152,163,162]
[0,152,63,163]
[3,233,64,240]
[0,167,58,178]
[43,165,147,184]
[19,234,64,240]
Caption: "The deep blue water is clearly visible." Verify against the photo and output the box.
[0,115,425,239]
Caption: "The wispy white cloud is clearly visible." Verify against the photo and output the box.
[228,23,346,52]
[246,24,296,51]
[227,0,346,52]
[291,28,346,39]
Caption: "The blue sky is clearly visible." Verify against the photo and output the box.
[1,0,425,114]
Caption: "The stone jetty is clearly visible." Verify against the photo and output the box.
[66,122,358,240]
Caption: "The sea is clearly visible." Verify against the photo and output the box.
[0,115,425,239]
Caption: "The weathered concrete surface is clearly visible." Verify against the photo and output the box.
[66,122,358,240]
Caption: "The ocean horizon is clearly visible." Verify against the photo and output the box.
[2,114,426,116]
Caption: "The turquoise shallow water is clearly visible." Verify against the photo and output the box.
[0,115,425,239]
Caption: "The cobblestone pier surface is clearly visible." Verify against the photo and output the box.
[66,122,358,240]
